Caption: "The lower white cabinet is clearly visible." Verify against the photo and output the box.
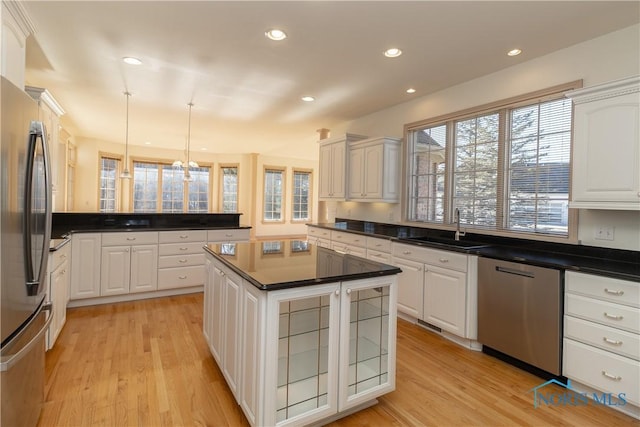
[100,232,159,296]
[423,265,467,337]
[158,230,206,290]
[391,256,423,319]
[204,253,397,427]
[46,242,70,350]
[563,271,640,410]
[70,233,101,299]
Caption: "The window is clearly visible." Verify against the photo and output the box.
[292,169,312,221]
[263,167,284,222]
[132,160,210,213]
[220,166,238,213]
[406,82,579,237]
[99,155,120,212]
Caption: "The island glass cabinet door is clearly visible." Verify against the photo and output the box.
[338,276,397,411]
[263,283,341,427]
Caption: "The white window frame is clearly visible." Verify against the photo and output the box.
[263,166,285,223]
[291,168,312,222]
[219,164,239,213]
[98,153,122,212]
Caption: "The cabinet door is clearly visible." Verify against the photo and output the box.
[46,261,68,350]
[318,144,333,198]
[572,91,640,207]
[363,144,383,198]
[223,270,242,399]
[101,246,131,296]
[339,276,397,411]
[210,266,226,364]
[130,244,158,293]
[347,147,365,199]
[203,258,213,347]
[423,265,467,337]
[70,233,101,299]
[330,142,347,199]
[391,257,423,319]
[240,282,264,426]
[263,283,341,426]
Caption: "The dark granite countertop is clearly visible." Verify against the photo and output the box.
[52,212,247,238]
[308,220,640,282]
[204,239,401,291]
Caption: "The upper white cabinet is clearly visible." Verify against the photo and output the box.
[347,137,401,202]
[567,76,640,210]
[1,1,33,87]
[318,133,367,200]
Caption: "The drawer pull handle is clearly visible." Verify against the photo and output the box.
[179,275,187,280]
[603,337,623,346]
[180,247,189,251]
[601,371,622,381]
[604,288,624,296]
[180,235,188,239]
[376,244,382,247]
[179,259,188,263]
[402,251,411,255]
[604,312,624,321]
[336,236,342,239]
[126,237,136,241]
[225,233,233,237]
[439,258,449,263]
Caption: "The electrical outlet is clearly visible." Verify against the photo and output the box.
[594,226,615,241]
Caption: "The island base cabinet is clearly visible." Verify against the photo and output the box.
[204,254,397,427]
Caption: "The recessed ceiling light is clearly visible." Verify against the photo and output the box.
[201,147,207,151]
[265,29,287,41]
[384,48,402,58]
[144,141,151,145]
[406,88,416,94]
[507,48,522,57]
[123,57,142,65]
[301,96,315,102]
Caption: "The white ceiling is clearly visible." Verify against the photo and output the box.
[23,1,640,159]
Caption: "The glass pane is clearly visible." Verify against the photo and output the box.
[347,285,390,397]
[277,296,330,422]
[264,169,283,221]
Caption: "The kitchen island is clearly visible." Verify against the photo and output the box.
[203,239,401,427]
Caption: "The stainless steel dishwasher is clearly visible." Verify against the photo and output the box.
[477,258,562,376]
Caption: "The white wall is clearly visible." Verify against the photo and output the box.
[331,24,640,251]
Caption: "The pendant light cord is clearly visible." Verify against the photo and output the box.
[187,102,193,168]
[125,92,130,164]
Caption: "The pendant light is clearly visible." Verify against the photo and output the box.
[120,91,132,179]
[172,102,199,182]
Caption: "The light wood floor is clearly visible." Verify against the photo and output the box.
[39,293,636,427]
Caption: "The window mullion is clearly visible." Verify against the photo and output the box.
[496,109,508,230]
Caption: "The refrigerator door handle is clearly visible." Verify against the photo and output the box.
[0,302,52,372]
[23,130,38,291]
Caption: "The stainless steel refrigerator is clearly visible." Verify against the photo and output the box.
[1,76,53,427]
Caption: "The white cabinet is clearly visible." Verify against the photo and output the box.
[204,253,397,427]
[567,76,640,210]
[423,265,467,337]
[347,137,401,202]
[563,272,639,409]
[208,228,250,242]
[70,233,101,299]
[46,242,70,350]
[391,255,423,319]
[318,133,367,200]
[330,230,366,258]
[307,225,331,248]
[158,230,206,290]
[100,232,158,296]
[1,1,32,87]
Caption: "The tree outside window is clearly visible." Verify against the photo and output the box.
[263,168,284,222]
[292,169,311,221]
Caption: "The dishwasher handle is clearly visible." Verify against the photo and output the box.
[495,266,535,279]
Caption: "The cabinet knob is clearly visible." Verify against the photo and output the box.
[180,235,188,239]
[125,248,130,252]
[346,289,352,295]
[335,289,340,296]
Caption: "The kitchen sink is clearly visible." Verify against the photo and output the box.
[399,236,489,249]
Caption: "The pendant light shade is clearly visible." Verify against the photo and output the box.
[173,102,198,181]
[120,91,132,179]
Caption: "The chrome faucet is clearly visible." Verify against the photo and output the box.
[454,208,466,241]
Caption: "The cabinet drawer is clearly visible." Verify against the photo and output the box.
[49,245,70,271]
[392,243,467,272]
[564,338,639,405]
[307,226,331,239]
[157,265,205,290]
[207,228,249,242]
[159,230,207,243]
[565,315,639,361]
[366,237,392,253]
[566,271,639,308]
[159,242,205,256]
[331,231,365,247]
[566,293,640,334]
[102,232,158,246]
[158,253,205,269]
[331,242,366,258]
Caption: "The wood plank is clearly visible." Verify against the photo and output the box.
[39,293,636,426]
